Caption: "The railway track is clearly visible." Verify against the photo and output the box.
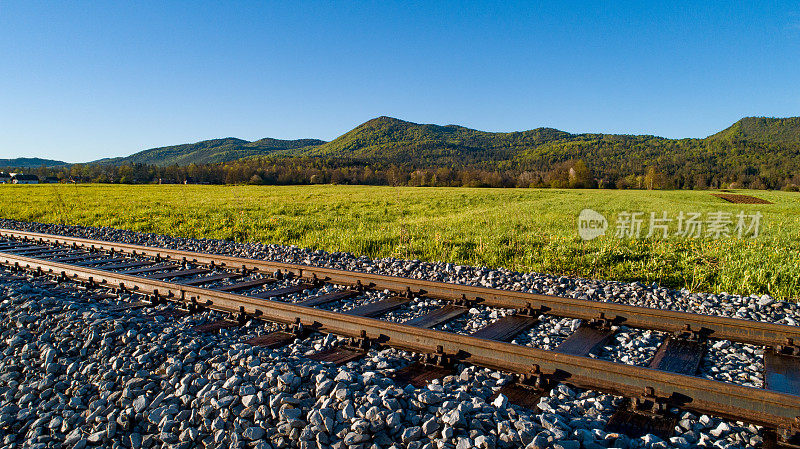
[0,228,798,447]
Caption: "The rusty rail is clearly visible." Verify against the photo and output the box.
[1,228,798,347]
[0,240,799,430]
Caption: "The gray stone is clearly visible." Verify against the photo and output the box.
[491,394,508,408]
[244,426,266,440]
[442,409,465,427]
[280,406,302,420]
[87,431,104,444]
[553,441,579,449]
[758,295,774,307]
[133,396,147,413]
[242,394,258,408]
[475,435,495,448]
[422,417,439,435]
[129,433,142,449]
[402,426,422,442]
[344,432,370,445]
[212,416,226,431]
[456,437,473,449]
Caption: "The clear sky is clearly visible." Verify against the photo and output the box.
[1,1,798,162]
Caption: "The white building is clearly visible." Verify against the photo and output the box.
[11,174,39,184]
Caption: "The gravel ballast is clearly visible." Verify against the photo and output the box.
[0,219,795,448]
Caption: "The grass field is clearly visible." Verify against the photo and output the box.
[1,184,798,300]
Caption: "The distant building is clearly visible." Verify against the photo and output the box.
[0,172,10,184]
[11,174,39,184]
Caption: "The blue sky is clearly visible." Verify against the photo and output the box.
[1,1,798,162]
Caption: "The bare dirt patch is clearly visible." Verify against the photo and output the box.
[711,193,772,204]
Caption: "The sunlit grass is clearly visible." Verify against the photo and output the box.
[1,184,798,300]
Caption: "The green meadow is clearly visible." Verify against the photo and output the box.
[1,184,798,300]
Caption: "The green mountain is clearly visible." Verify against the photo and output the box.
[280,116,572,165]
[0,157,68,168]
[272,116,800,185]
[96,116,800,187]
[100,137,326,166]
[707,117,800,144]
[274,117,683,171]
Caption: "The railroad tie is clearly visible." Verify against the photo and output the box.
[99,260,153,271]
[296,289,359,307]
[606,334,707,440]
[245,331,300,349]
[402,305,468,329]
[763,344,800,448]
[51,253,103,263]
[192,319,240,333]
[120,264,180,275]
[75,257,127,267]
[397,313,540,388]
[180,271,244,286]
[648,336,706,374]
[2,227,800,437]
[0,244,43,252]
[489,320,614,408]
[307,330,372,366]
[392,363,454,388]
[106,300,151,313]
[146,267,211,280]
[470,314,539,342]
[5,248,50,256]
[251,283,314,299]
[9,247,66,257]
[393,304,499,388]
[344,296,411,318]
[388,303,469,387]
[307,346,367,365]
[35,250,77,259]
[215,277,276,293]
[146,308,190,319]
[554,323,615,357]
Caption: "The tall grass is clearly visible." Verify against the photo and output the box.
[0,184,797,300]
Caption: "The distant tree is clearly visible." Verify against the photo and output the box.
[644,166,657,190]
[569,160,594,188]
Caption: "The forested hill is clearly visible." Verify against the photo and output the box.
[0,157,68,168]
[272,116,800,182]
[707,117,800,144]
[98,137,326,166]
[277,115,800,163]
[279,116,573,165]
[96,115,800,170]
[16,116,800,189]
[52,115,800,189]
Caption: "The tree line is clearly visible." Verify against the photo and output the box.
[5,155,799,190]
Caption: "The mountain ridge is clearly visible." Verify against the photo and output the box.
[10,115,800,169]
[267,116,581,166]
[706,116,800,144]
[0,157,69,168]
[121,115,798,168]
[99,137,326,166]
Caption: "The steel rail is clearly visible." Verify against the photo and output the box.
[1,228,798,348]
[0,251,799,430]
